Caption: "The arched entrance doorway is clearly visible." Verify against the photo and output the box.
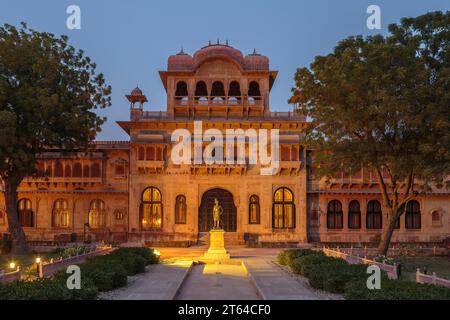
[198,188,237,232]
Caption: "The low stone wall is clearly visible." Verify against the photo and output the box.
[38,246,113,278]
[416,269,450,288]
[0,268,21,283]
[322,247,398,279]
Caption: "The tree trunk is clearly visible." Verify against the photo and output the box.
[377,208,397,256]
[3,175,28,254]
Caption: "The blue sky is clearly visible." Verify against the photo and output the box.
[1,0,448,140]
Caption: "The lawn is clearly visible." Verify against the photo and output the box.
[395,255,450,281]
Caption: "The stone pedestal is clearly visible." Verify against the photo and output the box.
[203,229,230,260]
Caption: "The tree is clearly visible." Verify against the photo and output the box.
[0,23,111,253]
[291,11,449,255]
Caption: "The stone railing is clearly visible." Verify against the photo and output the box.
[38,245,113,278]
[416,269,450,288]
[0,268,21,283]
[322,247,398,279]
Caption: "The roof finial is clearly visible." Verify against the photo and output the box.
[226,39,229,46]
[253,48,257,55]
[179,46,185,54]
[217,38,220,45]
[208,40,211,46]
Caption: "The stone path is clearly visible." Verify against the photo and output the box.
[175,263,260,300]
[99,260,192,300]
[244,258,339,300]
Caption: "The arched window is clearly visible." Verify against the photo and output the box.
[138,146,145,160]
[175,81,188,98]
[175,195,187,224]
[18,199,34,227]
[73,163,82,177]
[195,81,208,99]
[281,146,291,161]
[146,146,155,161]
[52,199,70,228]
[115,165,125,176]
[272,187,295,228]
[88,199,106,228]
[211,81,225,98]
[91,163,101,178]
[228,81,241,100]
[45,164,52,177]
[156,147,163,161]
[327,200,343,229]
[54,162,63,177]
[431,210,441,226]
[249,195,260,224]
[64,164,72,178]
[248,81,261,97]
[140,187,162,230]
[348,200,361,229]
[367,200,382,229]
[405,200,421,229]
[83,165,90,178]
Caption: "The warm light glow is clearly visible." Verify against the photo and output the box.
[36,257,41,264]
[153,249,161,257]
[9,262,15,270]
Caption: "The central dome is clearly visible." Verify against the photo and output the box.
[167,42,269,71]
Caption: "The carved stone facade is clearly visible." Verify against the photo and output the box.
[0,43,448,245]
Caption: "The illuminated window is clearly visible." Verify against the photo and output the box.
[18,199,34,227]
[175,195,187,224]
[140,187,162,230]
[88,199,106,228]
[405,200,421,229]
[327,200,343,229]
[367,200,382,229]
[52,199,70,228]
[272,187,295,229]
[249,195,260,224]
[348,200,361,229]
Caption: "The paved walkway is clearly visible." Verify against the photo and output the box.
[175,263,260,300]
[244,258,328,300]
[100,260,192,300]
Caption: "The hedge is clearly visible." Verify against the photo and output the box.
[276,249,320,266]
[344,278,450,300]
[291,254,347,277]
[0,247,159,300]
[278,249,450,300]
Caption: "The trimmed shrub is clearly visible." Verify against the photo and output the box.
[291,254,347,277]
[0,277,98,300]
[344,278,450,300]
[277,249,319,266]
[308,263,372,293]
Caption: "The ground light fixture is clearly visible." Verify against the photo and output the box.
[9,262,16,270]
[153,249,161,257]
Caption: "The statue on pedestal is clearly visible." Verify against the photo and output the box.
[212,198,223,230]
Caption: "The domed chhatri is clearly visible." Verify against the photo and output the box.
[167,41,269,72]
[126,86,148,107]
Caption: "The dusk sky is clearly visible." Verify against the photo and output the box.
[1,0,448,140]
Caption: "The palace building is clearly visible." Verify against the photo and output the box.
[0,42,449,246]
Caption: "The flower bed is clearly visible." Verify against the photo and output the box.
[0,247,159,300]
[277,249,450,300]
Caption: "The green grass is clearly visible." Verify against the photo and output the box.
[395,256,450,281]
